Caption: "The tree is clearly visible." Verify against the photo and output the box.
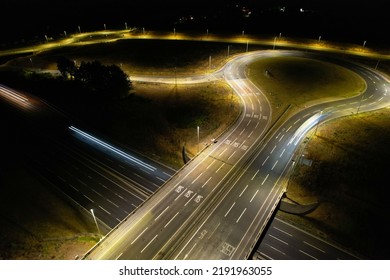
[56,57,77,80]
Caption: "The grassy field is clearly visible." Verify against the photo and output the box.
[1,37,388,259]
[279,108,390,259]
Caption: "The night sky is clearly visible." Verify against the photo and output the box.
[0,0,388,47]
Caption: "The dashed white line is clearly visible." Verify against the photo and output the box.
[251,169,259,180]
[164,212,179,228]
[280,148,286,158]
[69,184,79,192]
[240,128,246,135]
[304,241,326,253]
[269,234,288,245]
[216,163,225,173]
[239,185,249,197]
[155,206,170,221]
[299,250,317,259]
[131,227,149,244]
[274,226,293,237]
[262,156,269,166]
[219,148,228,157]
[83,194,93,202]
[174,188,187,201]
[278,134,285,142]
[191,172,203,184]
[271,160,278,170]
[184,192,197,206]
[228,151,237,160]
[99,205,111,215]
[250,190,259,203]
[261,174,269,185]
[141,234,158,253]
[206,160,215,170]
[286,125,292,132]
[225,202,236,217]
[294,118,301,125]
[201,177,212,189]
[270,145,277,154]
[236,208,247,223]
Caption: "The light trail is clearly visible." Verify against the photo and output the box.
[69,126,156,172]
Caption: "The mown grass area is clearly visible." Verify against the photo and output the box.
[278,108,390,259]
[247,56,367,120]
[0,160,98,259]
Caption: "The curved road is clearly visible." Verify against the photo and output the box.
[78,49,389,260]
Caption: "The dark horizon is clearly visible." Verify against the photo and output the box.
[0,0,388,48]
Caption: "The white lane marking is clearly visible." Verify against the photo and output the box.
[201,177,212,189]
[219,147,228,157]
[250,190,259,203]
[92,188,103,197]
[280,148,286,158]
[69,184,79,192]
[236,208,247,223]
[271,160,278,170]
[57,176,66,182]
[174,188,187,201]
[276,132,281,139]
[206,160,215,169]
[156,177,165,182]
[78,179,87,186]
[255,121,260,128]
[246,119,252,126]
[191,172,203,184]
[216,163,225,173]
[183,242,197,260]
[107,199,119,208]
[294,118,301,125]
[262,156,269,166]
[164,212,179,228]
[247,131,254,138]
[84,194,93,202]
[240,128,246,135]
[115,252,123,260]
[286,125,292,132]
[141,234,158,253]
[304,241,326,253]
[163,172,172,177]
[131,227,149,245]
[155,206,170,221]
[274,226,293,237]
[270,145,277,154]
[228,150,237,160]
[184,192,197,207]
[225,202,236,217]
[99,205,111,215]
[299,250,317,260]
[279,134,285,142]
[251,169,260,180]
[261,174,269,185]
[269,234,288,245]
[303,113,310,118]
[239,185,248,197]
[266,243,286,255]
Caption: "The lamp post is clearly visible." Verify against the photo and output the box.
[90,209,101,236]
[197,126,200,153]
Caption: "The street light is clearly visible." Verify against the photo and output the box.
[90,209,101,237]
[197,126,200,153]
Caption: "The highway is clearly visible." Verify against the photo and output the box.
[0,83,176,230]
[83,50,390,260]
[254,217,360,260]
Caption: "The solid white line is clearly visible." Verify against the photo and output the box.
[250,190,259,203]
[251,169,259,180]
[261,174,269,185]
[164,212,179,228]
[141,234,158,253]
[155,206,170,221]
[131,227,149,245]
[225,202,236,217]
[262,155,269,166]
[239,185,248,197]
[236,208,247,223]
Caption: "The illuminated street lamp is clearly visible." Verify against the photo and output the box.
[90,209,101,237]
[197,126,200,153]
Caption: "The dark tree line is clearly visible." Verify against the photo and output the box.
[57,57,132,99]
